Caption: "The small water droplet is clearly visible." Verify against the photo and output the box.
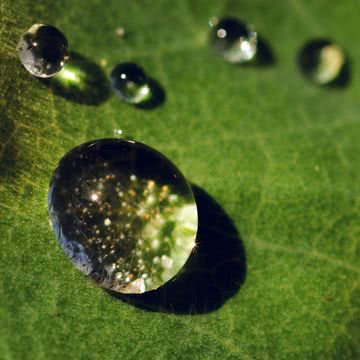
[209,16,219,27]
[17,24,69,78]
[115,27,126,38]
[110,63,165,109]
[48,138,198,294]
[298,39,349,86]
[100,58,108,67]
[209,17,257,63]
[110,63,152,104]
[114,128,123,137]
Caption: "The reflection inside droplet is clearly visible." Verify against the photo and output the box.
[298,39,350,87]
[110,62,165,109]
[48,138,198,294]
[209,17,257,63]
[17,24,69,78]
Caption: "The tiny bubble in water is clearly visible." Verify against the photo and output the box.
[17,24,69,78]
[209,17,257,64]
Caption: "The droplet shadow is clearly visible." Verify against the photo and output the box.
[297,39,351,88]
[108,184,247,314]
[254,36,276,66]
[134,78,165,110]
[41,51,111,105]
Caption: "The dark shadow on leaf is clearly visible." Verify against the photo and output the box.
[134,78,166,110]
[297,39,351,88]
[255,36,276,66]
[108,184,247,314]
[41,51,111,105]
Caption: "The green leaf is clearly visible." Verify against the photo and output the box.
[1,0,359,359]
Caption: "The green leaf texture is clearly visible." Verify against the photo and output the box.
[0,0,359,359]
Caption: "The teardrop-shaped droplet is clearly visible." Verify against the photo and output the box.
[298,39,349,86]
[48,139,198,294]
[209,17,257,63]
[17,24,69,78]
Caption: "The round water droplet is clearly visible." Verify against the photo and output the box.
[115,27,126,38]
[209,17,257,63]
[48,139,198,294]
[110,63,152,104]
[17,24,69,78]
[298,39,349,86]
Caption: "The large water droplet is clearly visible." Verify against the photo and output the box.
[17,24,69,78]
[209,17,257,63]
[48,139,198,294]
[298,39,349,86]
[110,63,165,108]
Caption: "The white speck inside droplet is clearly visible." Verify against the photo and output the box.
[147,195,155,204]
[161,255,173,269]
[104,218,111,226]
[139,85,150,97]
[240,40,252,58]
[90,193,99,202]
[122,278,145,294]
[217,28,227,38]
[169,194,178,202]
[151,239,160,249]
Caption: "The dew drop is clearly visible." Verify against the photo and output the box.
[110,63,165,108]
[298,39,349,86]
[114,128,123,137]
[48,138,198,294]
[209,17,257,63]
[110,63,152,104]
[115,27,126,38]
[17,24,69,78]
